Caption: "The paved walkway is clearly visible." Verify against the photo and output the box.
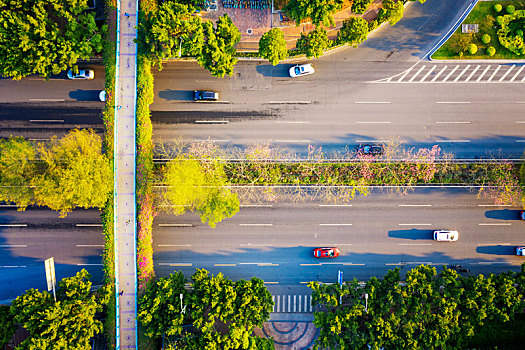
[114,1,138,349]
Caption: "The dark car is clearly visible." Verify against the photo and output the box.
[357,144,384,156]
[313,247,340,258]
[194,90,218,101]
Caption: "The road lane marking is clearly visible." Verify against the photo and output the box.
[319,223,353,226]
[398,204,432,207]
[474,261,511,265]
[240,204,274,208]
[0,245,28,248]
[268,101,311,104]
[487,65,501,82]
[397,66,414,82]
[435,121,471,124]
[239,243,273,246]
[398,243,432,246]
[516,140,525,142]
[356,121,391,124]
[76,244,104,247]
[477,243,511,245]
[159,263,192,266]
[476,65,491,81]
[239,223,273,227]
[516,121,525,124]
[436,139,470,143]
[29,119,65,123]
[435,101,471,104]
[478,223,511,226]
[76,263,103,266]
[431,65,447,82]
[28,99,65,102]
[0,266,27,268]
[0,205,21,208]
[214,263,236,267]
[274,140,310,143]
[408,66,426,82]
[300,263,321,266]
[195,120,229,124]
[510,66,524,82]
[193,139,229,143]
[158,223,193,227]
[239,263,279,266]
[275,121,311,124]
[0,224,27,227]
[442,65,459,82]
[264,281,279,284]
[398,223,432,226]
[355,139,389,143]
[420,65,436,82]
[75,224,103,227]
[465,65,480,82]
[499,66,514,82]
[453,65,470,82]
[319,204,352,207]
[478,204,512,207]
[354,101,391,104]
[157,244,191,247]
[385,263,405,266]
[342,263,365,266]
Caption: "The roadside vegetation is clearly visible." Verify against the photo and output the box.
[137,269,274,349]
[310,263,525,349]
[0,270,111,349]
[433,1,525,59]
[0,0,105,80]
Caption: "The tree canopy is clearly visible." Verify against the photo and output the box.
[284,0,344,26]
[0,0,104,80]
[296,27,331,58]
[259,28,289,66]
[337,17,370,46]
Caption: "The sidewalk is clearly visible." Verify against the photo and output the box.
[114,0,138,349]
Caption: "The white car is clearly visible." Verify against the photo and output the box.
[433,230,459,242]
[99,90,106,102]
[516,246,525,256]
[289,64,314,78]
[67,69,94,80]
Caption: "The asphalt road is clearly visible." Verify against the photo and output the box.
[154,188,525,289]
[0,208,104,301]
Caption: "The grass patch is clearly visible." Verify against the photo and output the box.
[432,1,525,60]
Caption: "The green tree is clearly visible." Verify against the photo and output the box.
[163,155,239,228]
[380,0,405,26]
[296,27,331,58]
[0,0,104,80]
[351,0,372,14]
[284,0,344,26]
[196,15,240,78]
[0,305,16,348]
[32,129,112,217]
[137,1,202,66]
[337,17,370,46]
[448,33,473,56]
[138,271,188,338]
[10,270,104,349]
[0,137,37,210]
[259,28,289,66]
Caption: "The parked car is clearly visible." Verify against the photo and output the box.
[520,211,525,220]
[194,90,218,101]
[99,90,106,102]
[516,246,525,256]
[357,144,384,156]
[433,230,459,242]
[289,64,315,78]
[313,247,340,258]
[67,69,94,80]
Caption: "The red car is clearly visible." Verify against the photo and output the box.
[313,247,340,258]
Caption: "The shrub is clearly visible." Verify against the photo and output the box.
[351,0,372,14]
[517,29,524,38]
[496,15,504,25]
[506,5,515,14]
[468,43,478,54]
[493,3,502,13]
[486,46,496,56]
[481,34,491,44]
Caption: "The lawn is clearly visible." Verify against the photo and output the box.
[432,0,525,60]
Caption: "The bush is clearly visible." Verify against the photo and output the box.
[481,34,491,44]
[486,46,496,56]
[496,15,504,25]
[493,3,502,13]
[351,0,372,14]
[517,29,524,38]
[506,5,515,14]
[468,43,478,54]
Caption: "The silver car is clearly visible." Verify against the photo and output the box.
[433,230,459,242]
[67,69,94,80]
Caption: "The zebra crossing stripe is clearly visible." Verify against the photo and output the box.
[408,66,426,82]
[276,295,280,312]
[487,65,501,82]
[431,66,447,82]
[477,65,491,82]
[288,295,291,312]
[465,65,480,82]
[420,65,436,82]
[499,66,514,82]
[454,65,470,82]
[442,65,459,82]
[510,66,524,82]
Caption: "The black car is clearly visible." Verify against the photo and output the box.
[357,144,384,156]
[194,90,218,101]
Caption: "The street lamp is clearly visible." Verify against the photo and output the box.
[178,37,183,58]
[180,293,187,314]
[364,293,369,314]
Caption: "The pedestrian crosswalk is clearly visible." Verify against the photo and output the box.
[272,294,313,313]
[372,63,525,84]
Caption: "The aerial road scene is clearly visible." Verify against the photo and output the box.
[1,0,525,349]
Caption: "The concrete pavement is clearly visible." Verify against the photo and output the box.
[114,1,138,348]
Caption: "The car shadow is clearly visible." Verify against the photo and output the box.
[476,245,517,256]
[255,64,294,78]
[484,209,523,221]
[69,89,103,102]
[388,229,433,241]
[158,89,194,101]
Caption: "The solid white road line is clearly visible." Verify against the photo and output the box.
[435,121,471,124]
[76,244,104,247]
[75,224,103,227]
[29,119,64,123]
[442,65,459,82]
[319,223,353,226]
[516,121,525,124]
[476,65,491,82]
[239,223,273,227]
[159,263,192,266]
[214,264,236,266]
[454,65,470,82]
[478,223,511,226]
[0,224,27,227]
[264,281,279,284]
[435,101,471,104]
[0,266,27,268]
[398,223,432,226]
[465,65,480,82]
[158,223,193,227]
[478,204,512,207]
[398,204,432,207]
[477,243,511,245]
[516,140,525,143]
[420,66,436,82]
[0,245,28,248]
[510,66,524,82]
[354,101,391,104]
[487,65,501,82]
[300,263,322,266]
[76,263,103,266]
[157,244,191,247]
[499,66,514,82]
